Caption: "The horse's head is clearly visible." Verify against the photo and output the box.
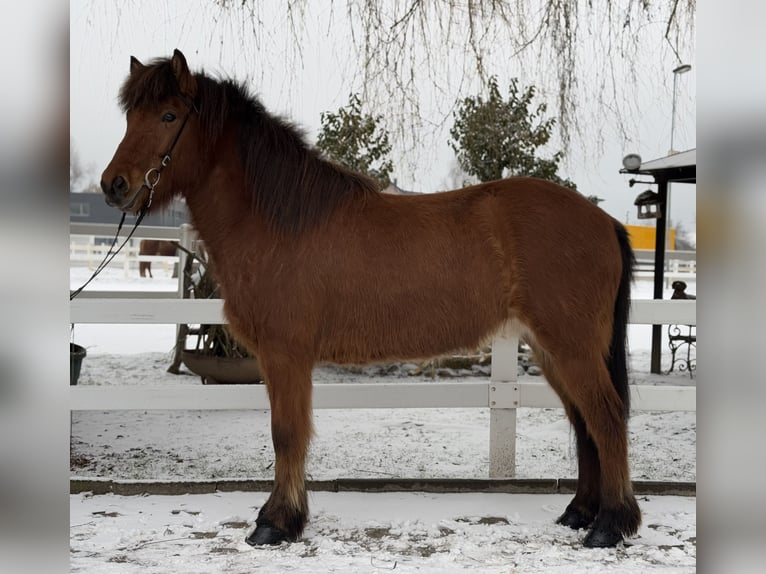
[101,49,200,214]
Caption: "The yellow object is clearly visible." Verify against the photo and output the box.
[625,224,675,250]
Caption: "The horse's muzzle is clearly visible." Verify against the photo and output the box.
[101,176,143,211]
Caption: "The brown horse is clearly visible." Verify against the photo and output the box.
[138,239,178,277]
[101,50,640,548]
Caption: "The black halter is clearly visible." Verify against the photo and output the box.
[70,102,196,301]
[140,104,196,211]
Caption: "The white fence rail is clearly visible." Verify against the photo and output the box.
[69,222,190,280]
[633,248,697,287]
[69,225,696,478]
[71,222,196,299]
[70,222,184,240]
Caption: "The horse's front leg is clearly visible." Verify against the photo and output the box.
[246,355,313,546]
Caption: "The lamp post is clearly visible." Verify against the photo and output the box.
[670,64,691,154]
[667,63,691,251]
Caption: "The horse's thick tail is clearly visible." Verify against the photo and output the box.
[608,221,635,416]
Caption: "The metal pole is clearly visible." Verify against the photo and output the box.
[669,63,690,154]
[667,67,686,253]
[670,72,679,153]
[666,73,680,252]
[651,179,669,374]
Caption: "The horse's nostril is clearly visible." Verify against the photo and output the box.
[100,180,109,195]
[112,176,128,195]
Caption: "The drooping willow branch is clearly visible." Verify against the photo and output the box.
[212,0,695,168]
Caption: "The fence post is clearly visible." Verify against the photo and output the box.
[123,242,131,278]
[177,224,194,299]
[88,242,95,269]
[489,327,520,478]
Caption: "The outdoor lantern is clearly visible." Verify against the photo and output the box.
[622,153,642,172]
[634,189,662,220]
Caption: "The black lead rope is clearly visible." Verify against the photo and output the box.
[69,210,147,301]
[69,103,196,301]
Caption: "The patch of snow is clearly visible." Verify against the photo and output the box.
[70,491,695,573]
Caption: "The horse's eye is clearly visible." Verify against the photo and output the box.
[162,112,177,123]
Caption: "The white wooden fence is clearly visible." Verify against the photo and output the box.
[70,223,187,279]
[633,248,697,287]
[70,224,696,478]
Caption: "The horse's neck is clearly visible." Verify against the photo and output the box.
[183,154,259,268]
[187,190,246,238]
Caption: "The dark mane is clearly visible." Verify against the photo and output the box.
[119,57,381,233]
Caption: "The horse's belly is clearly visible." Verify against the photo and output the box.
[318,286,505,364]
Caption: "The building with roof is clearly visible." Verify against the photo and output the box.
[70,192,190,227]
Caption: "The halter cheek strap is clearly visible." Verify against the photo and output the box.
[140,103,196,214]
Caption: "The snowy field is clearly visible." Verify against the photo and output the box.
[69,265,696,572]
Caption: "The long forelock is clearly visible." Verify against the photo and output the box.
[119,58,182,112]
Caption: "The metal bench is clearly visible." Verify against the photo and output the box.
[667,281,696,378]
[667,324,696,377]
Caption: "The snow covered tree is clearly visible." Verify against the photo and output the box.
[316,93,394,187]
[449,77,576,189]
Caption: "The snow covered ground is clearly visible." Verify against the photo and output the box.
[69,266,696,572]
[71,491,695,574]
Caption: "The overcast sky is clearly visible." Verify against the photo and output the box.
[70,1,696,233]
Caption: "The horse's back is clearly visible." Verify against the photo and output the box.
[373,177,622,286]
[157,240,177,256]
[139,239,176,256]
[138,239,158,255]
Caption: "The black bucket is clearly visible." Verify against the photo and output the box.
[70,343,86,385]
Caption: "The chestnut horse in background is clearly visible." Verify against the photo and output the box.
[101,50,640,548]
[138,239,178,277]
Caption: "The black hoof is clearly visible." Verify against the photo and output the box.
[556,506,595,530]
[583,524,623,548]
[245,521,291,546]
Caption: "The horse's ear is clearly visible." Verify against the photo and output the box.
[130,56,144,74]
[171,49,197,98]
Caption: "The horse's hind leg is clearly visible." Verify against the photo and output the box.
[532,347,600,530]
[246,355,313,546]
[556,354,641,547]
[557,406,600,529]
